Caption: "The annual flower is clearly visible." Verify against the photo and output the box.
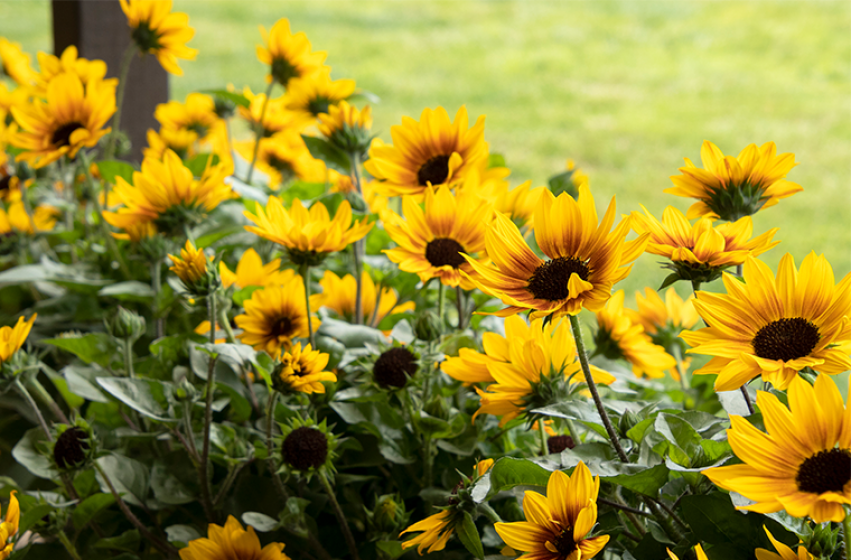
[471,174,545,229]
[681,253,851,391]
[120,0,198,76]
[494,462,610,560]
[1,192,59,234]
[235,278,318,355]
[238,87,309,137]
[311,269,415,327]
[168,240,209,284]
[626,287,698,374]
[154,93,224,148]
[399,510,454,555]
[373,346,419,389]
[219,248,293,289]
[1,490,19,560]
[667,544,708,560]
[256,18,328,87]
[317,99,373,154]
[0,37,36,85]
[274,342,336,394]
[702,374,851,523]
[234,133,326,189]
[666,140,802,221]
[143,127,198,160]
[283,69,356,121]
[279,418,337,474]
[178,515,290,560]
[0,314,36,365]
[756,527,816,560]
[33,46,115,94]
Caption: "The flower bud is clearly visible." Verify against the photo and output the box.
[413,310,441,342]
[282,426,328,472]
[369,494,408,534]
[618,409,641,438]
[107,306,146,341]
[799,522,841,558]
[372,347,418,389]
[53,425,94,471]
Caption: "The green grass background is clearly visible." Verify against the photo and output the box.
[2,0,849,301]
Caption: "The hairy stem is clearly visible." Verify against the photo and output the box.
[217,307,237,343]
[27,377,69,424]
[152,260,164,338]
[318,470,361,560]
[538,419,549,456]
[123,339,136,378]
[198,295,218,521]
[245,81,275,185]
[57,529,83,560]
[15,378,53,441]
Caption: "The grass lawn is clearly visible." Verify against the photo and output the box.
[2,0,849,301]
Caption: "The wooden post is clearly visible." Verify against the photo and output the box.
[52,0,168,162]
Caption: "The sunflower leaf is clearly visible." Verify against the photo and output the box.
[456,511,484,559]
[302,135,352,174]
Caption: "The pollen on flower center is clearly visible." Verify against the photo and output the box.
[751,317,820,362]
[795,448,851,494]
[546,528,577,557]
[424,238,466,268]
[417,154,451,186]
[51,122,85,147]
[527,256,590,301]
[270,316,294,339]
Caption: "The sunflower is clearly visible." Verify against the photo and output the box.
[495,462,610,560]
[464,186,648,318]
[33,46,115,95]
[317,99,373,154]
[399,510,454,555]
[168,240,208,284]
[330,174,390,217]
[756,527,815,560]
[283,69,356,121]
[471,175,545,229]
[702,374,851,523]
[244,196,372,266]
[364,106,489,198]
[0,38,36,85]
[235,278,319,355]
[120,0,198,76]
[178,515,290,560]
[443,314,531,384]
[681,253,851,391]
[11,73,116,168]
[256,18,328,87]
[384,185,491,289]
[274,342,336,394]
[103,149,233,237]
[238,87,309,137]
[0,314,36,364]
[592,291,678,380]
[1,491,19,560]
[234,133,326,189]
[630,205,780,286]
[219,248,293,290]
[2,191,59,234]
[154,93,224,148]
[625,288,697,375]
[311,269,415,327]
[667,140,802,221]
[667,544,708,560]
[142,127,198,160]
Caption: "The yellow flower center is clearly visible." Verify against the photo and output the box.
[795,448,851,494]
[51,122,84,148]
[424,238,466,269]
[527,257,590,301]
[751,317,820,362]
[417,154,450,186]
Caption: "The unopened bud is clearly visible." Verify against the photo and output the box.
[413,310,441,342]
[107,306,146,341]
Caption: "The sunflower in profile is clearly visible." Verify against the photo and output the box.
[364,106,489,198]
[256,18,328,87]
[384,185,491,289]
[443,314,531,384]
[702,374,851,523]
[1,193,59,235]
[283,69,356,121]
[399,510,454,555]
[33,46,115,94]
[239,87,309,137]
[317,99,373,155]
[178,515,290,560]
[311,269,415,327]
[472,175,545,230]
[465,186,648,318]
[756,527,816,560]
[667,140,802,221]
[273,342,336,395]
[120,0,198,76]
[154,93,225,148]
[11,73,116,168]
[631,205,779,286]
[0,38,36,85]
[1,490,19,559]
[495,462,610,560]
[235,277,319,355]
[681,253,851,391]
[626,288,697,375]
[234,133,326,189]
[142,127,198,160]
[0,315,36,365]
[219,248,293,290]
[591,290,677,380]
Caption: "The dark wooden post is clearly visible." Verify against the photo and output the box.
[52,0,168,162]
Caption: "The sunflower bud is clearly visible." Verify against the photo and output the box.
[282,426,328,472]
[53,424,94,471]
[367,494,409,535]
[317,101,373,157]
[372,347,418,389]
[799,522,841,558]
[175,378,198,402]
[413,310,441,342]
[106,306,146,342]
[618,409,641,438]
[168,241,220,297]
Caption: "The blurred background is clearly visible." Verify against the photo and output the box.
[2,0,849,299]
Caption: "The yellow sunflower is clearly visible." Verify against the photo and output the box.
[154,93,225,148]
[11,73,115,168]
[495,462,610,560]
[384,185,491,290]
[168,240,208,284]
[465,185,648,318]
[702,374,851,523]
[1,491,19,560]
[0,315,36,364]
[256,18,328,87]
[178,515,290,560]
[0,81,28,122]
[219,248,293,290]
[275,342,337,394]
[627,287,698,337]
[283,69,356,121]
[33,46,115,94]
[239,87,310,137]
[234,133,326,189]
[235,278,318,355]
[120,0,198,76]
[399,510,454,555]
[330,173,390,217]
[317,100,372,141]
[311,269,415,327]
[364,106,489,198]
[1,191,59,234]
[244,196,372,266]
[592,290,678,380]
[681,253,851,391]
[443,314,531,384]
[142,127,198,160]
[471,175,545,230]
[0,38,36,85]
[667,544,708,560]
[667,140,803,221]
[756,527,815,560]
[104,149,233,237]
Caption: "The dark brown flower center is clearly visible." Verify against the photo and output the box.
[131,22,161,51]
[0,174,11,195]
[54,427,90,469]
[266,155,296,184]
[307,96,333,117]
[795,448,851,494]
[425,238,466,269]
[51,122,85,148]
[752,317,820,362]
[373,347,418,388]
[282,426,328,471]
[417,154,451,186]
[527,257,590,301]
[547,435,576,454]
[270,316,294,339]
[187,122,209,139]
[550,528,577,557]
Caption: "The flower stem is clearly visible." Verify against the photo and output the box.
[14,378,54,441]
[568,314,629,462]
[437,282,446,336]
[245,81,275,185]
[57,529,83,560]
[122,339,136,378]
[27,377,69,423]
[842,511,850,560]
[218,307,237,343]
[349,152,366,325]
[198,294,218,521]
[300,265,316,348]
[538,419,549,456]
[478,502,503,524]
[104,43,135,161]
[318,469,361,560]
[151,259,165,338]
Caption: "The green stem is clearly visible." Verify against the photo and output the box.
[103,43,135,161]
[213,462,246,508]
[353,240,364,325]
[218,307,237,343]
[300,265,316,348]
[82,152,131,280]
[152,260,164,338]
[245,81,275,185]
[14,378,53,441]
[437,282,446,336]
[538,419,549,456]
[478,503,503,524]
[318,470,361,560]
[181,401,200,466]
[455,286,466,330]
[58,159,77,263]
[19,180,39,238]
[564,417,580,445]
[122,339,135,378]
[198,294,218,521]
[57,529,83,560]
[842,511,850,560]
[27,377,69,424]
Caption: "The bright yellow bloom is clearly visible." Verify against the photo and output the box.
[1,491,19,560]
[311,269,415,327]
[219,248,293,290]
[234,133,326,190]
[384,185,491,290]
[495,462,610,560]
[317,99,372,138]
[178,515,290,560]
[0,315,36,364]
[0,38,37,85]
[244,197,372,264]
[120,0,198,76]
[256,18,328,87]
[702,374,851,523]
[12,73,115,168]
[667,544,708,560]
[681,253,851,391]
[276,342,336,394]
[238,87,309,138]
[755,527,815,560]
[283,69,356,122]
[399,510,454,555]
[627,288,698,336]
[443,314,533,384]
[364,106,489,198]
[235,278,319,355]
[667,140,802,221]
[33,46,115,95]
[112,221,157,243]
[476,458,494,477]
[1,191,59,234]
[143,127,198,160]
[592,291,677,380]
[465,186,648,318]
[168,241,208,284]
[154,93,224,147]
[471,175,545,229]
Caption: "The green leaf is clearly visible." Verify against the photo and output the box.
[96,377,176,422]
[42,333,117,366]
[486,457,551,496]
[301,135,352,173]
[548,169,579,198]
[97,160,135,185]
[19,503,55,534]
[233,285,262,306]
[487,153,506,168]
[93,529,140,552]
[165,524,202,545]
[72,493,115,530]
[95,455,149,507]
[150,452,199,505]
[184,153,220,177]
[195,225,244,248]
[242,511,279,532]
[604,464,670,496]
[98,281,155,301]
[376,541,406,559]
[653,413,702,467]
[317,317,386,347]
[62,365,110,403]
[456,512,484,560]
[199,89,250,108]
[11,428,57,479]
